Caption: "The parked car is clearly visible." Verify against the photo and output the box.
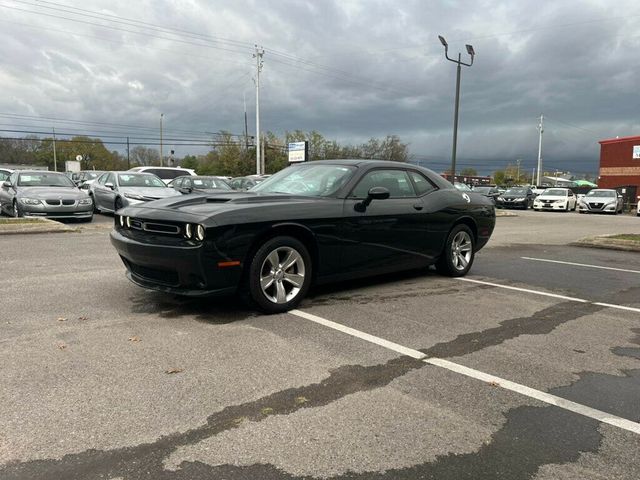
[128,166,196,185]
[577,189,623,214]
[637,196,640,216]
[90,171,180,213]
[533,188,577,211]
[0,170,93,221]
[110,160,496,313]
[75,170,106,190]
[472,186,501,203]
[229,175,267,191]
[496,187,535,209]
[530,186,546,197]
[172,175,232,194]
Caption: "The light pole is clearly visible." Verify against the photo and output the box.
[438,35,475,181]
[160,113,164,167]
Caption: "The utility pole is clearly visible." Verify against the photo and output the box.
[160,113,164,167]
[516,158,521,184]
[536,114,544,186]
[52,127,58,172]
[253,46,264,175]
[126,137,130,169]
[243,92,249,151]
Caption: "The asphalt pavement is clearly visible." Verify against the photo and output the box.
[0,210,639,480]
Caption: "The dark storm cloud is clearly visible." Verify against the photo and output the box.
[1,0,639,174]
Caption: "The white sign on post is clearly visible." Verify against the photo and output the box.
[288,142,307,163]
[633,146,640,159]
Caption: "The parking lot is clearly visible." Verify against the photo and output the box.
[1,210,639,479]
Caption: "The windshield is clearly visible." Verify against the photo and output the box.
[86,172,102,179]
[473,187,492,193]
[18,173,75,187]
[541,189,567,196]
[193,178,232,190]
[586,190,615,198]
[118,174,165,188]
[251,164,356,196]
[505,188,527,195]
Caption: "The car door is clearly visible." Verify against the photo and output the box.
[340,168,430,275]
[0,171,18,214]
[94,173,116,210]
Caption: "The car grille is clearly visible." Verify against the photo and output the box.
[128,218,182,236]
[588,202,604,210]
[123,258,179,286]
[45,199,76,206]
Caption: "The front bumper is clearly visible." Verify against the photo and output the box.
[577,202,617,213]
[496,199,528,208]
[110,228,240,297]
[533,201,567,210]
[21,202,93,218]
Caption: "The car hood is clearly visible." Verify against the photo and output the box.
[583,197,616,203]
[119,187,180,199]
[17,186,86,198]
[119,192,328,224]
[501,194,528,199]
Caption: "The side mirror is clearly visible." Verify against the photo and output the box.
[1,181,10,188]
[105,182,114,190]
[355,186,390,212]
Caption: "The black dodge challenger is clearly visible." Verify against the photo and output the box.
[110,160,495,313]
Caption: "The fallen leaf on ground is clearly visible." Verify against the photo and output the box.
[294,396,309,405]
[165,368,183,374]
[57,317,67,322]
[261,407,274,415]
[232,417,247,425]
[128,336,141,342]
[78,316,88,321]
[57,343,67,350]
[489,381,500,387]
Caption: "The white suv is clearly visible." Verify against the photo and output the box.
[128,166,196,185]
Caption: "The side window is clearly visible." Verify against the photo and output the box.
[9,172,18,185]
[408,171,437,196]
[0,171,9,182]
[351,170,416,198]
[96,173,107,185]
[106,173,116,185]
[173,177,183,188]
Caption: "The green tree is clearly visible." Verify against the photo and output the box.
[460,167,478,176]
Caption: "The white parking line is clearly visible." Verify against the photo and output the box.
[522,256,640,274]
[289,309,640,435]
[457,277,640,314]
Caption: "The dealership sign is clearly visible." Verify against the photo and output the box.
[633,145,640,159]
[288,141,308,163]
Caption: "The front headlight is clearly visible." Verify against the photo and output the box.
[184,223,193,239]
[20,198,42,205]
[497,197,504,201]
[195,224,205,241]
[124,193,145,200]
[78,198,92,205]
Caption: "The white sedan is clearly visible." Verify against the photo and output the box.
[533,188,577,211]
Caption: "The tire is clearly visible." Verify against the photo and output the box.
[12,200,22,218]
[90,194,100,213]
[436,224,475,277]
[114,197,124,212]
[247,236,312,313]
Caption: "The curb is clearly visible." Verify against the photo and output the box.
[571,235,640,253]
[0,218,78,235]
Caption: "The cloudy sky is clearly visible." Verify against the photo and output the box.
[1,0,639,175]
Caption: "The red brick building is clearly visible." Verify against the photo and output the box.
[598,135,640,204]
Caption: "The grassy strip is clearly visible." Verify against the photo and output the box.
[0,218,48,225]
[607,234,640,242]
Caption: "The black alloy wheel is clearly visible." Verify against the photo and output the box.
[114,197,124,212]
[436,224,475,277]
[247,236,312,313]
[90,194,100,213]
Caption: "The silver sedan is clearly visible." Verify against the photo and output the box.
[0,170,93,220]
[90,172,180,213]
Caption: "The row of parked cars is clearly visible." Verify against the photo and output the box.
[0,166,270,220]
[455,183,634,215]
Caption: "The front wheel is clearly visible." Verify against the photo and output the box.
[247,236,312,313]
[114,197,124,212]
[12,201,22,218]
[436,224,475,277]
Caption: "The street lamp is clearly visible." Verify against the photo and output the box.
[160,113,164,167]
[438,35,475,181]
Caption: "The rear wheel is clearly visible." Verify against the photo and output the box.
[247,236,312,313]
[436,224,475,277]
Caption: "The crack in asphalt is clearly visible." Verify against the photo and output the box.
[0,302,625,480]
[421,301,603,358]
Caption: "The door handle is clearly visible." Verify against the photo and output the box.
[413,204,423,211]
